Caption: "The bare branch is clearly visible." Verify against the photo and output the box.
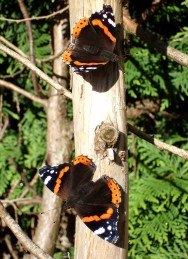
[7,179,21,198]
[21,169,39,197]
[0,36,68,65]
[0,116,9,140]
[123,12,188,67]
[0,201,53,259]
[137,0,165,23]
[0,68,25,79]
[0,80,48,106]
[0,36,28,58]
[0,43,72,99]
[128,123,188,160]
[127,99,159,120]
[18,0,45,98]
[1,198,41,206]
[36,50,66,64]
[0,6,69,23]
[20,171,39,198]
[5,235,18,259]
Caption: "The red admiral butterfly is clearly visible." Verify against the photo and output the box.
[62,4,118,73]
[39,155,121,245]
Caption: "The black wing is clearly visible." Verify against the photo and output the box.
[69,175,121,244]
[39,155,96,201]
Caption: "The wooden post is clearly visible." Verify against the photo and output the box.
[69,1,128,258]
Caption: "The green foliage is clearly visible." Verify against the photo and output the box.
[0,134,21,196]
[128,140,188,258]
[20,109,46,168]
[127,1,188,257]
[0,1,52,84]
[171,27,188,53]
[126,48,166,99]
[0,107,46,198]
[54,247,74,259]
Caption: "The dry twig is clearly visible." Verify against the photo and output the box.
[21,170,39,198]
[0,43,72,99]
[123,11,188,67]
[1,198,41,206]
[18,0,39,95]
[0,36,28,58]
[137,0,165,23]
[0,6,69,23]
[20,171,39,198]
[0,201,53,259]
[5,235,18,259]
[128,123,188,160]
[0,116,9,140]
[0,80,47,106]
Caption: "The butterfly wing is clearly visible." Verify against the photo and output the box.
[62,4,117,72]
[68,155,96,191]
[39,155,96,201]
[89,4,116,52]
[70,175,121,244]
[39,163,71,200]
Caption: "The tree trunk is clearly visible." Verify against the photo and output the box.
[69,1,128,258]
[32,4,73,257]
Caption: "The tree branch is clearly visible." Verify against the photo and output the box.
[5,234,18,259]
[0,201,53,259]
[0,6,69,23]
[21,169,40,198]
[0,80,48,106]
[137,0,165,23]
[20,171,39,198]
[18,0,46,98]
[0,36,28,58]
[36,50,66,64]
[123,12,188,67]
[0,43,72,100]
[1,198,41,206]
[128,123,188,160]
[0,115,9,140]
[0,35,68,65]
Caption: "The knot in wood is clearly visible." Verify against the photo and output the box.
[94,122,119,158]
[100,126,117,145]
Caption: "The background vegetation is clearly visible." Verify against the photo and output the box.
[0,0,187,258]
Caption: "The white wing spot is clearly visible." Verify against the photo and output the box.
[50,169,54,174]
[103,14,107,19]
[107,225,112,231]
[94,227,105,235]
[86,67,98,70]
[44,176,52,185]
[108,18,116,28]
